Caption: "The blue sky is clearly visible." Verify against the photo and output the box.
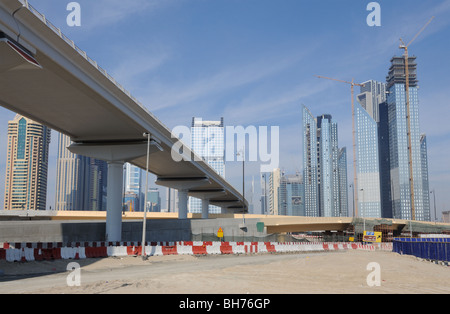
[1,0,449,217]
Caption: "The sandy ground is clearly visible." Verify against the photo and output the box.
[0,250,449,294]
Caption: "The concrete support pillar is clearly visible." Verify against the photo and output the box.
[68,140,163,242]
[105,161,124,242]
[201,199,209,219]
[178,189,188,219]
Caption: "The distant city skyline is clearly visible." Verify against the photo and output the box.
[0,0,449,220]
[55,133,108,211]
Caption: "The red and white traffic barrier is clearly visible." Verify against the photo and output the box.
[0,241,392,262]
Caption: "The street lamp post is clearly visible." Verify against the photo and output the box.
[141,132,151,260]
[360,188,365,235]
[262,173,268,215]
[430,189,437,224]
[349,183,355,218]
[237,149,245,225]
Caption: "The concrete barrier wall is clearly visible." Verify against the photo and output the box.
[0,218,264,243]
[0,241,393,262]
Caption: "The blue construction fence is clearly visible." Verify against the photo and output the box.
[393,237,450,262]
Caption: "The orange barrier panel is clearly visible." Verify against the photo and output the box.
[84,247,94,258]
[53,248,62,260]
[192,245,207,255]
[85,247,107,258]
[97,247,107,257]
[127,246,142,256]
[264,243,276,253]
[220,245,233,254]
[162,246,178,255]
[36,248,61,260]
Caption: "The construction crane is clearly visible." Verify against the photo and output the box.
[315,75,365,218]
[398,16,434,221]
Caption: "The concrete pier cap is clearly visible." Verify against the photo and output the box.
[155,177,211,219]
[189,189,226,219]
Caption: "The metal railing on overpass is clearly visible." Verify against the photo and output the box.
[17,0,169,134]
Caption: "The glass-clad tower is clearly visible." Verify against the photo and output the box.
[4,115,51,211]
[317,114,339,217]
[357,80,386,123]
[355,80,387,218]
[302,105,348,217]
[189,117,225,214]
[302,106,319,216]
[56,133,90,211]
[387,56,430,221]
[338,148,348,217]
[355,102,382,217]
[279,173,305,216]
[378,101,393,218]
[420,134,431,221]
[56,133,108,211]
[124,163,145,211]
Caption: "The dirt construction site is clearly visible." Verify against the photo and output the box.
[0,250,449,294]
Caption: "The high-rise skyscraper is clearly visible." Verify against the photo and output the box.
[4,115,51,211]
[55,133,107,211]
[338,148,348,217]
[268,168,281,215]
[355,81,386,218]
[147,188,161,212]
[124,163,144,211]
[355,101,382,218]
[279,172,305,216]
[378,101,393,218]
[260,172,269,215]
[317,114,339,217]
[302,106,319,216]
[386,56,430,221]
[357,80,386,123]
[89,159,108,211]
[56,133,90,211]
[302,106,348,217]
[166,187,178,213]
[189,117,225,214]
[420,134,431,222]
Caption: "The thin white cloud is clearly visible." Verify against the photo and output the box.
[138,40,324,113]
[222,81,329,126]
[146,56,301,112]
[111,48,171,88]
